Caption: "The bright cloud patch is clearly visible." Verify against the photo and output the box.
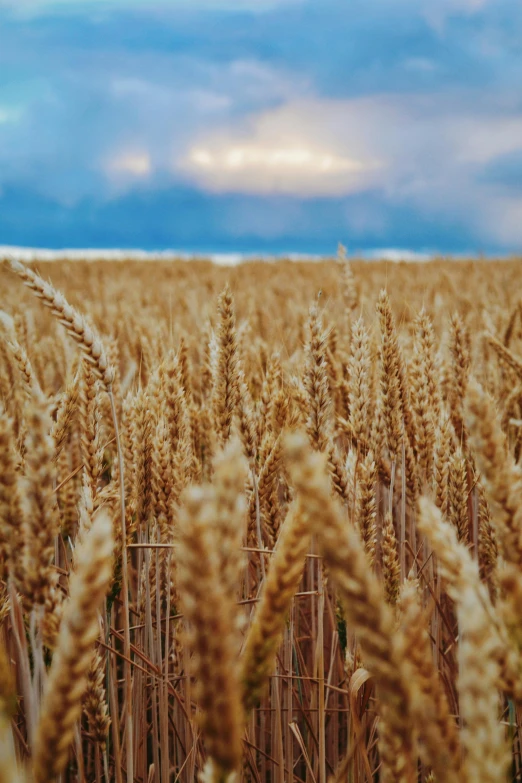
[190,145,371,171]
[106,151,151,178]
[180,100,389,196]
[177,94,522,241]
[186,143,382,195]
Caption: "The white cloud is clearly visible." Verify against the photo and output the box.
[184,143,383,196]
[366,248,432,262]
[178,93,522,194]
[178,98,393,196]
[449,116,522,164]
[174,92,522,245]
[105,150,151,177]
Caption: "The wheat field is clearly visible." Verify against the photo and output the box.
[1,252,522,782]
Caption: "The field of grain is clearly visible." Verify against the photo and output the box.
[1,253,522,783]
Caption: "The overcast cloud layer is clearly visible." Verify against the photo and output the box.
[1,0,522,253]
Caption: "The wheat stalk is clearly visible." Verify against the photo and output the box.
[33,508,114,783]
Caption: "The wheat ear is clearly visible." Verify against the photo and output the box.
[5,262,131,759]
[448,312,471,443]
[213,285,240,444]
[177,486,244,779]
[20,401,61,609]
[0,411,25,589]
[347,315,372,443]
[397,579,461,783]
[241,499,311,713]
[465,377,522,566]
[486,332,522,380]
[4,257,114,388]
[458,585,510,783]
[418,495,522,700]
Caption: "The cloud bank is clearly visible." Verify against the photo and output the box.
[1,0,522,252]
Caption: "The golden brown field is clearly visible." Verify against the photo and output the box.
[1,253,522,783]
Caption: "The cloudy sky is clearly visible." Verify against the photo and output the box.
[1,0,522,254]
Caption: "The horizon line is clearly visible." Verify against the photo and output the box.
[0,245,513,266]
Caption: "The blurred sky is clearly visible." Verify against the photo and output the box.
[1,0,522,254]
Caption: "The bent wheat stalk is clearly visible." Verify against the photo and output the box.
[5,257,114,388]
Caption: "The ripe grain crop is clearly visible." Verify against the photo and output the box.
[2,251,522,781]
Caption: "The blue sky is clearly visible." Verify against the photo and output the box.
[1,0,522,254]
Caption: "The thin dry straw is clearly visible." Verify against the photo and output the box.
[0,640,16,719]
[0,713,26,783]
[285,431,417,783]
[32,508,114,783]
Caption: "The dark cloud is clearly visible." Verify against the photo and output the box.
[0,182,489,253]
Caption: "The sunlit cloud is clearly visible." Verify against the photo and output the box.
[178,93,522,223]
[189,145,375,173]
[106,151,151,178]
[180,106,386,196]
[183,143,383,195]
